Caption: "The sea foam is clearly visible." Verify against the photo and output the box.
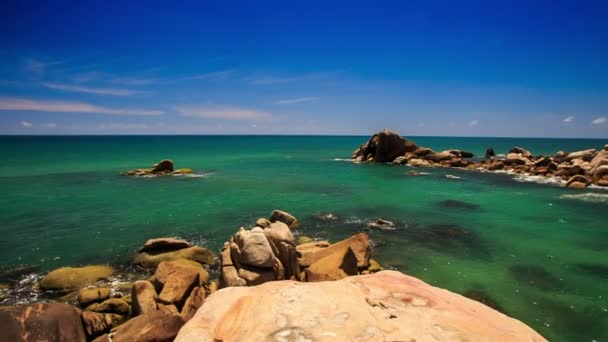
[559,193,608,203]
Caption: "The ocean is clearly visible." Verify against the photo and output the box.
[0,135,606,341]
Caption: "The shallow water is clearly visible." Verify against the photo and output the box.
[0,135,606,341]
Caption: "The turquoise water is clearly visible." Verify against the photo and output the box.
[0,135,607,341]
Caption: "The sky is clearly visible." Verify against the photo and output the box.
[1,0,607,137]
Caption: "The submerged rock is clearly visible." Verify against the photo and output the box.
[175,271,546,342]
[140,238,192,253]
[367,218,396,231]
[0,303,86,342]
[437,199,480,210]
[40,265,115,291]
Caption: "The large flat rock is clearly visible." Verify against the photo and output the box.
[175,270,546,342]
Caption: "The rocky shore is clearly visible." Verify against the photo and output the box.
[0,210,547,341]
[353,130,608,188]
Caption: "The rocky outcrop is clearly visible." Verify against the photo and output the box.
[122,160,197,177]
[269,210,300,229]
[131,280,158,316]
[78,287,112,307]
[81,311,127,339]
[175,271,546,342]
[352,129,417,163]
[40,265,115,291]
[85,297,130,315]
[297,232,371,268]
[0,303,86,342]
[352,130,608,188]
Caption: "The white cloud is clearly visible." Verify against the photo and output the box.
[563,115,574,123]
[0,97,163,116]
[592,116,606,125]
[20,120,32,128]
[275,97,319,105]
[42,83,141,96]
[180,70,235,82]
[175,106,271,120]
[43,122,57,128]
[469,119,480,127]
[23,58,62,75]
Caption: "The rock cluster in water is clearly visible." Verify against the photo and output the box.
[0,210,547,341]
[353,129,608,188]
[121,159,195,177]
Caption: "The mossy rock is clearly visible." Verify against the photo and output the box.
[133,246,216,268]
[297,236,314,245]
[40,265,115,291]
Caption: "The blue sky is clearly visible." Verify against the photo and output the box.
[1,0,607,137]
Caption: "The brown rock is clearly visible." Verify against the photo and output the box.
[158,303,179,314]
[305,246,358,282]
[255,218,271,228]
[408,158,432,167]
[151,159,174,173]
[566,148,596,161]
[237,267,277,286]
[505,153,528,165]
[152,259,209,288]
[565,174,590,188]
[297,233,371,268]
[40,265,114,291]
[78,287,112,307]
[485,147,495,158]
[413,147,433,156]
[0,303,86,342]
[85,298,130,315]
[181,286,206,321]
[423,150,453,162]
[94,311,184,342]
[140,237,192,253]
[81,311,126,338]
[208,281,219,294]
[174,271,547,342]
[269,210,300,229]
[509,147,533,158]
[230,227,275,268]
[219,244,247,287]
[352,130,417,163]
[131,280,157,316]
[133,246,215,268]
[158,269,199,308]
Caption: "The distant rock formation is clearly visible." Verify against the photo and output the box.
[352,130,608,188]
[122,159,195,177]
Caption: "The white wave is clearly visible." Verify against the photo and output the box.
[332,158,353,162]
[513,174,564,186]
[445,174,461,180]
[560,193,608,203]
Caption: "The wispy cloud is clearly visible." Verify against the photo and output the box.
[0,97,163,116]
[111,77,160,86]
[20,120,32,128]
[175,105,271,120]
[563,115,574,123]
[592,116,607,125]
[244,71,340,85]
[179,70,235,82]
[43,122,57,128]
[42,83,141,96]
[23,58,62,75]
[275,97,319,105]
[71,71,105,84]
[469,119,480,127]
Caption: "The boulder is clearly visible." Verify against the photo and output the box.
[78,287,112,307]
[413,147,433,156]
[367,218,396,231]
[485,147,495,158]
[181,286,206,321]
[151,159,174,173]
[590,150,608,170]
[219,244,247,287]
[93,311,184,342]
[565,175,590,188]
[158,269,199,309]
[174,271,546,342]
[133,246,215,269]
[230,228,275,268]
[297,233,371,268]
[40,265,115,291]
[352,130,417,163]
[408,158,432,167]
[305,246,358,282]
[131,280,157,316]
[85,298,130,315]
[0,303,86,342]
[509,147,533,158]
[264,222,299,279]
[269,210,300,230]
[255,218,271,228]
[158,304,179,315]
[152,259,209,288]
[392,155,407,164]
[237,267,277,286]
[81,311,126,339]
[566,149,596,161]
[422,151,453,162]
[505,153,529,165]
[173,168,193,175]
[140,238,192,253]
